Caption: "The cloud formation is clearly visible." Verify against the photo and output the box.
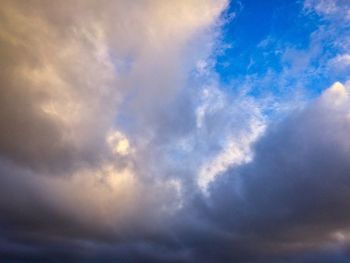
[1,0,350,263]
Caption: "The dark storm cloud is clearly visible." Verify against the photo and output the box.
[200,83,350,261]
[3,81,350,263]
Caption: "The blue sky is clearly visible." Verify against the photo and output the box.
[216,0,350,100]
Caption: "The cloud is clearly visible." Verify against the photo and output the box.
[200,82,350,261]
[304,0,350,20]
[196,86,265,191]
[1,1,350,263]
[304,0,350,84]
[0,0,227,173]
[0,0,227,253]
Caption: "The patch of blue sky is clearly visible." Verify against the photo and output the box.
[215,0,350,102]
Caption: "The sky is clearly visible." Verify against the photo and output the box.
[1,0,350,262]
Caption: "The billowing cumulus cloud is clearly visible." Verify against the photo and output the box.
[1,0,350,263]
[0,0,232,256]
[206,82,350,257]
[0,0,224,232]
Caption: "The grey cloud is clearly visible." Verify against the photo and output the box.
[201,83,350,260]
[0,1,230,262]
[3,83,350,263]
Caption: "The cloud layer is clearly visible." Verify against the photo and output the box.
[1,0,350,262]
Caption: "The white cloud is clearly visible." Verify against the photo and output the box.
[330,54,350,71]
[195,85,266,191]
[198,116,265,192]
[0,0,230,233]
